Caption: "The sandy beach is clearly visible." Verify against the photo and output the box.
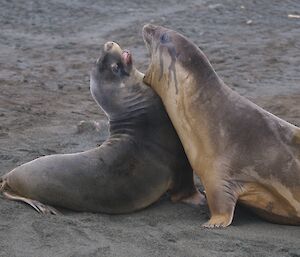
[0,0,300,256]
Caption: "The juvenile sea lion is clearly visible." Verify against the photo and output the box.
[0,42,203,214]
[142,24,300,227]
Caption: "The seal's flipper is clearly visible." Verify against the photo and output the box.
[201,180,239,228]
[171,189,206,206]
[2,189,59,215]
[294,129,300,145]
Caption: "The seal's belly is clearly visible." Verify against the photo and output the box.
[239,182,300,224]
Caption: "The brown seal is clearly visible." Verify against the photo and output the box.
[0,42,204,214]
[142,24,300,227]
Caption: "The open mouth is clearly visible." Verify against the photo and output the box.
[121,50,132,66]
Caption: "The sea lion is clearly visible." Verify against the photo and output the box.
[0,42,204,214]
[142,24,300,227]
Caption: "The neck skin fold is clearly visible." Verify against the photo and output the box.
[109,68,153,137]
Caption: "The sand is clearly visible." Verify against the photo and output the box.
[0,0,300,256]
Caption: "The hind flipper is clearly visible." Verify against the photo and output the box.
[1,181,59,215]
[3,191,59,215]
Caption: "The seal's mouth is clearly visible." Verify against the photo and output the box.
[121,50,132,66]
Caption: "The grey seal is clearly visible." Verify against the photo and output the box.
[0,42,203,214]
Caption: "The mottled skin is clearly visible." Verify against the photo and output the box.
[0,42,203,214]
[142,24,300,227]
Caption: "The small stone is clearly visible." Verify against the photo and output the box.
[288,14,300,19]
[57,84,64,90]
[208,3,224,9]
[77,120,98,134]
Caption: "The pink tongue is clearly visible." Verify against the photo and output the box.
[122,51,131,65]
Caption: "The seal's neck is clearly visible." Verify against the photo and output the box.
[108,68,155,136]
[187,48,228,106]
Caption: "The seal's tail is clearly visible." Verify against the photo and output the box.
[0,176,5,192]
[0,176,12,195]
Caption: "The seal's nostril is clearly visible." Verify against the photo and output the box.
[104,42,114,52]
[143,24,157,35]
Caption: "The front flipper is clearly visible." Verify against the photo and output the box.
[171,189,206,206]
[294,129,300,145]
[202,179,239,228]
[202,213,234,228]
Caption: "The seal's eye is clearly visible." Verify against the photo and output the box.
[160,33,170,44]
[110,62,129,77]
[111,63,120,75]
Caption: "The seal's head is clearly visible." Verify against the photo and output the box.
[142,24,218,96]
[90,42,134,117]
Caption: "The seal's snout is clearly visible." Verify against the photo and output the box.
[142,24,157,44]
[143,24,157,35]
[104,41,123,55]
[104,41,114,52]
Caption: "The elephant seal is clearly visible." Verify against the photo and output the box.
[0,42,204,214]
[142,24,300,227]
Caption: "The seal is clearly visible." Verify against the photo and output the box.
[0,42,204,214]
[142,24,300,227]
